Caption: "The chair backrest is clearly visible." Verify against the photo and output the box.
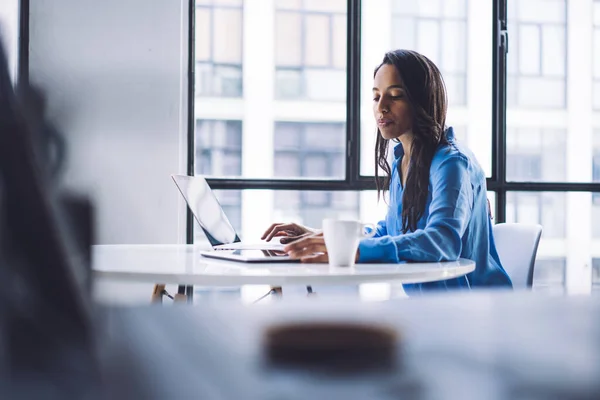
[492,223,543,289]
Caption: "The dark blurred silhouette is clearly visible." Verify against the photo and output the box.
[0,32,101,397]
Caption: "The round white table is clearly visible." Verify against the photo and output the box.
[92,244,475,287]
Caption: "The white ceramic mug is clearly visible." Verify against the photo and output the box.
[322,219,376,267]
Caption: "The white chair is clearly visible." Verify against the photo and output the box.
[492,223,543,289]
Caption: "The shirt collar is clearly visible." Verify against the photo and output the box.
[393,126,455,159]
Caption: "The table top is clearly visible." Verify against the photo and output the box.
[92,244,475,286]
[95,291,600,399]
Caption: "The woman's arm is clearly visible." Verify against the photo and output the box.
[358,155,473,263]
[370,220,387,238]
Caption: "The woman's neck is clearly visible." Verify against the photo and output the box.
[399,131,414,161]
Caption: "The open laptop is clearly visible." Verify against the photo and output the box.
[171,175,296,263]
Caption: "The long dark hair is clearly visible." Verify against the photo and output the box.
[374,49,448,233]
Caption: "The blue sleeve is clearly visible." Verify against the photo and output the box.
[358,155,472,263]
[364,220,386,238]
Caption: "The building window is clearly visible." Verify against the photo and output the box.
[195,0,243,97]
[274,0,347,100]
[591,131,600,237]
[593,1,600,109]
[273,122,358,226]
[273,122,346,178]
[592,258,600,290]
[195,119,243,177]
[507,0,567,108]
[533,257,566,289]
[390,0,469,106]
[506,128,566,182]
[195,120,243,233]
[506,192,565,239]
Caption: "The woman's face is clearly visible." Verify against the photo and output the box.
[372,64,412,140]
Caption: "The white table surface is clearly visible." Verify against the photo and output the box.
[95,291,600,399]
[92,244,475,286]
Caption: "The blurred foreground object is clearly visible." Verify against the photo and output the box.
[264,321,398,373]
[0,33,100,397]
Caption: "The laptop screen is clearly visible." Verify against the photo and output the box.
[172,175,240,246]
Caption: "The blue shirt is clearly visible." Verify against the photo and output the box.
[358,127,512,292]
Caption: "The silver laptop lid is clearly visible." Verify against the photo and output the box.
[171,175,240,246]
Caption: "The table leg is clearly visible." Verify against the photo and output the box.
[185,285,194,304]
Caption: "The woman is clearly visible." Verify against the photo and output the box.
[262,49,512,291]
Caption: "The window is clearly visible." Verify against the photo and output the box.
[274,122,346,178]
[592,130,600,237]
[195,0,243,97]
[593,1,600,110]
[274,0,346,100]
[196,119,242,177]
[592,258,600,290]
[506,128,566,182]
[188,0,600,294]
[507,0,566,108]
[506,192,565,239]
[390,0,468,106]
[360,0,493,177]
[534,257,566,291]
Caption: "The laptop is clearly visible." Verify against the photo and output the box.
[171,175,296,263]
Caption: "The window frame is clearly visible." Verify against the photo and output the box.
[184,0,600,233]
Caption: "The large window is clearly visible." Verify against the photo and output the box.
[195,0,243,97]
[360,0,493,177]
[390,0,468,106]
[191,0,600,294]
[507,0,566,108]
[274,0,346,100]
[593,0,600,109]
[273,122,346,179]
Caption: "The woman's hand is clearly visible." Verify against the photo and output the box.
[283,233,360,263]
[261,222,316,244]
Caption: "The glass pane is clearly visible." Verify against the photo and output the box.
[593,258,600,292]
[194,1,243,98]
[195,120,243,177]
[195,8,211,61]
[505,191,593,293]
[506,128,566,182]
[195,0,347,179]
[273,122,346,179]
[213,8,243,63]
[275,0,347,101]
[304,15,331,67]
[542,25,565,76]
[518,25,541,75]
[275,12,302,66]
[361,0,492,177]
[517,0,565,23]
[507,0,566,106]
[595,3,600,113]
[506,1,592,182]
[304,0,346,13]
[194,189,367,245]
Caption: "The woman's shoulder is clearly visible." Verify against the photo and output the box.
[432,141,470,168]
[431,130,486,182]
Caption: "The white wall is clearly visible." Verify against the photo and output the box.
[0,0,19,82]
[29,0,188,244]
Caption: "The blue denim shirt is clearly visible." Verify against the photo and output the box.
[358,127,512,292]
